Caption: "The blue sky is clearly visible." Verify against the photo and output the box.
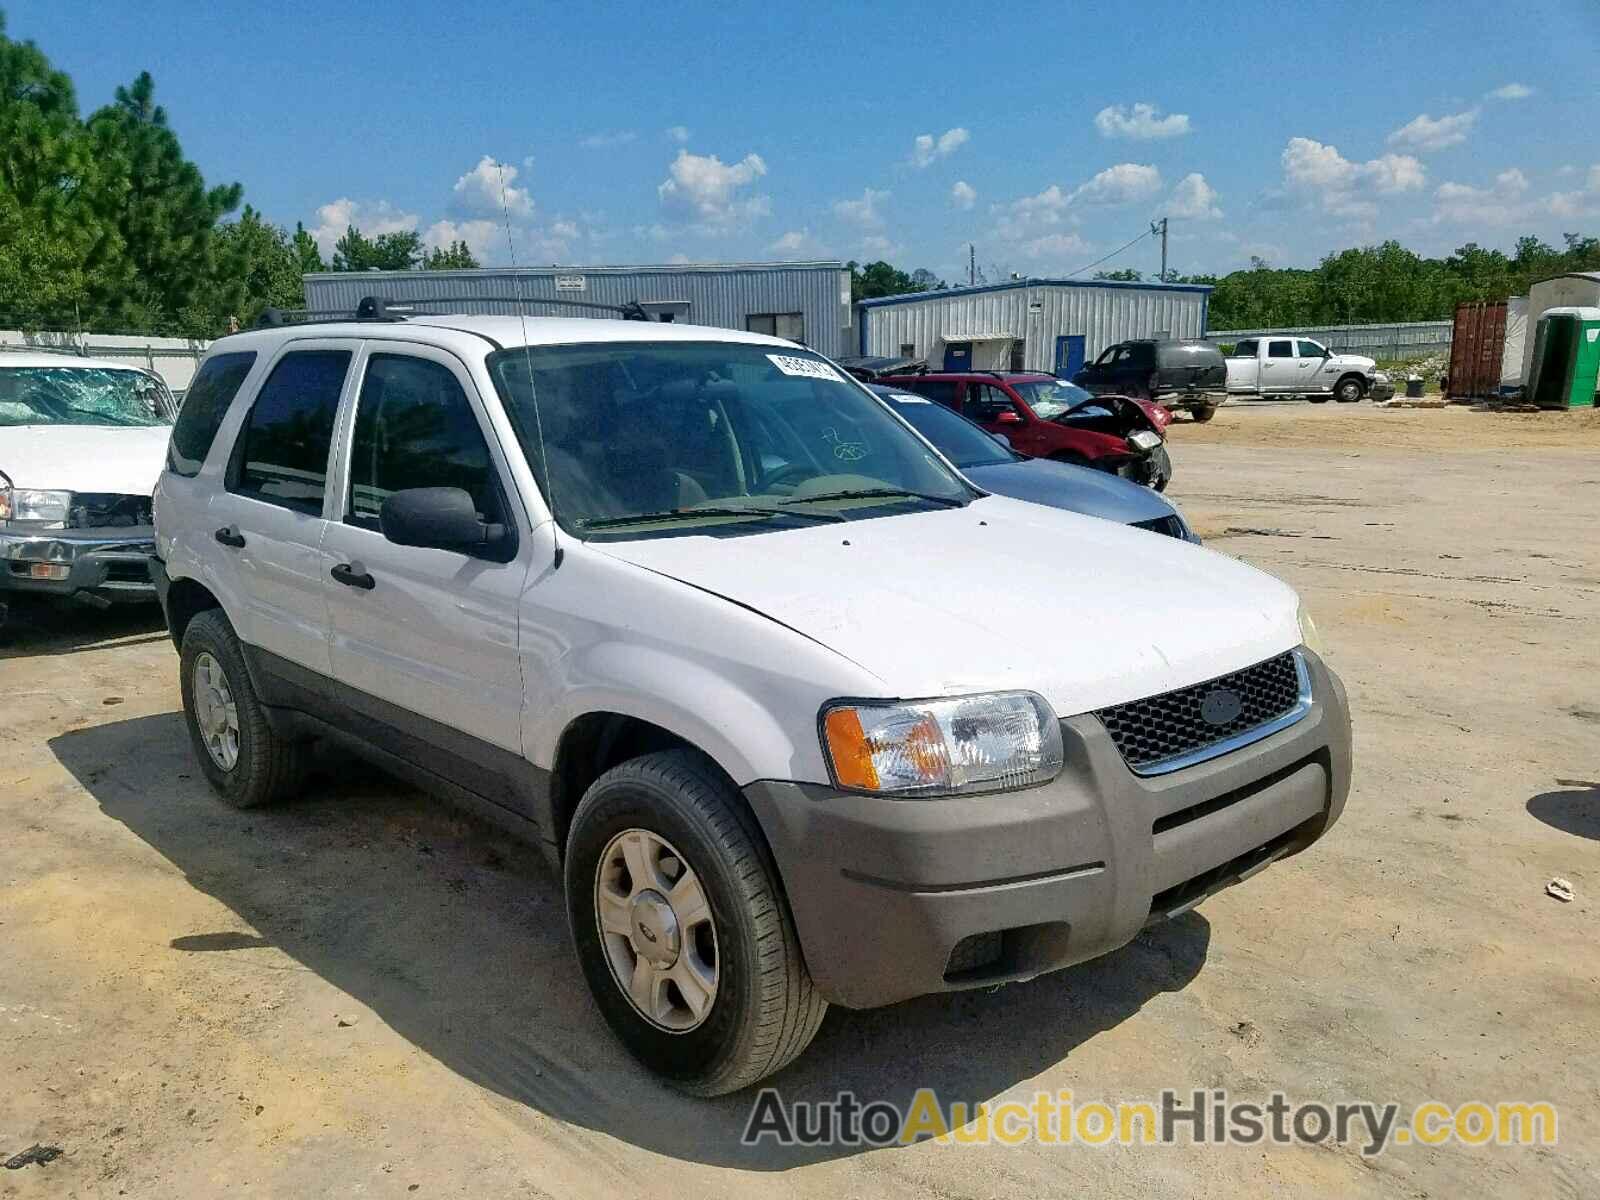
[10,1,1600,280]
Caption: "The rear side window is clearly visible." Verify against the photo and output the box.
[167,352,256,477]
[346,355,504,531]
[1233,339,1258,357]
[228,350,351,514]
[1267,340,1295,358]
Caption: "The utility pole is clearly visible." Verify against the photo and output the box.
[1151,218,1168,281]
[969,244,976,287]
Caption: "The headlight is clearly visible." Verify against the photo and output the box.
[1297,602,1325,656]
[1372,371,1390,383]
[821,691,1064,796]
[1128,430,1162,452]
[2,485,72,527]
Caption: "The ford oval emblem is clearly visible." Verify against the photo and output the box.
[1200,689,1244,726]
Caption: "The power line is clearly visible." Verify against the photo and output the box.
[1064,228,1154,280]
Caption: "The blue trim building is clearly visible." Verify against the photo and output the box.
[856,276,1213,374]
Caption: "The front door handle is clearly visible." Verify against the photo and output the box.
[330,563,375,590]
[214,526,246,548]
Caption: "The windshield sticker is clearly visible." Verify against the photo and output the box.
[768,354,843,382]
[888,393,931,403]
[822,427,869,461]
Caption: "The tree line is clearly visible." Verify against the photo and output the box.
[3,11,1597,340]
[0,12,478,339]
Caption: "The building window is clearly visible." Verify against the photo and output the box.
[747,312,805,343]
[1009,338,1026,372]
[899,342,916,357]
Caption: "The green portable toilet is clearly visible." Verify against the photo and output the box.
[1525,306,1600,409]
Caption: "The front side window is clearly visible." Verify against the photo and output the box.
[229,350,350,514]
[168,352,256,477]
[346,354,503,531]
[1010,378,1093,420]
[0,366,176,429]
[1233,339,1258,357]
[489,342,971,538]
[1298,340,1327,358]
[965,383,1015,421]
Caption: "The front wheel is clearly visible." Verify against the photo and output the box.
[565,749,826,1095]
[1334,376,1365,403]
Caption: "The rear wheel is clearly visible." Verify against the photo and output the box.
[565,749,826,1096]
[179,610,310,808]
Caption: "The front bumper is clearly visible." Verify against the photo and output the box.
[745,649,1351,1009]
[0,525,158,602]
[1368,377,1396,401]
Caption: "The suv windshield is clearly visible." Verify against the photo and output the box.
[0,365,177,428]
[1010,378,1093,420]
[878,391,1011,469]
[489,342,972,537]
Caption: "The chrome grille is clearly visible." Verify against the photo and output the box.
[1097,651,1306,773]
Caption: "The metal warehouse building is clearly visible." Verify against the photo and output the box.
[302,261,854,358]
[857,277,1213,376]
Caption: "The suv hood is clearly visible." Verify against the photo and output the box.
[2,424,170,496]
[596,496,1302,716]
[1329,353,1375,370]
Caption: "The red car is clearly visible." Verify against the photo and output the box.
[877,371,1174,490]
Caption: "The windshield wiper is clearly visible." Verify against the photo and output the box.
[580,504,845,531]
[781,487,967,508]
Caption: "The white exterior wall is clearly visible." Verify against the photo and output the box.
[1502,297,1528,387]
[859,282,1208,373]
[1522,276,1600,384]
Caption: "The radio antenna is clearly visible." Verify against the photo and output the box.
[496,161,563,568]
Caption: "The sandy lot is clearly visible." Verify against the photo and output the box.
[2,400,1597,1198]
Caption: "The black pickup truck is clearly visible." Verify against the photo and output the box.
[1073,338,1227,422]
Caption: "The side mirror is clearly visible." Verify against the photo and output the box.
[994,409,1024,425]
[380,487,506,556]
[991,433,1013,450]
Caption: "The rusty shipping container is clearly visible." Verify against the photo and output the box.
[1447,300,1507,400]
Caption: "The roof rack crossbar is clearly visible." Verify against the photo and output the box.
[362,295,655,321]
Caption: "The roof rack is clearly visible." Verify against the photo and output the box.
[252,294,656,330]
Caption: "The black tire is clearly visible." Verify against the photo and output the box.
[1307,395,1331,404]
[565,749,826,1096]
[1147,444,1173,492]
[1190,404,1217,423]
[179,609,310,809]
[1333,376,1365,403]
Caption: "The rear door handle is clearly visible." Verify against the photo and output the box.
[214,526,246,548]
[330,563,375,590]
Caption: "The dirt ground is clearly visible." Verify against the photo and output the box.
[2,399,1597,1198]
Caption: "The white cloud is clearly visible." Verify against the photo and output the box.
[767,228,829,256]
[910,127,970,167]
[451,156,534,219]
[1093,103,1191,141]
[549,219,580,240]
[423,219,500,261]
[1432,168,1531,224]
[859,234,903,258]
[1281,137,1424,216]
[656,149,770,232]
[580,130,638,148]
[1020,232,1092,262]
[990,184,1072,241]
[1487,83,1533,101]
[950,180,976,210]
[308,198,418,255]
[833,187,889,228]
[1168,172,1222,220]
[667,252,691,265]
[1072,163,1162,205]
[1387,110,1478,153]
[666,125,691,144]
[1546,164,1600,219]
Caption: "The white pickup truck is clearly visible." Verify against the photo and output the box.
[1224,336,1392,404]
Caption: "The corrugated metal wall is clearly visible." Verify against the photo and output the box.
[1206,320,1453,358]
[860,283,1209,372]
[302,263,853,358]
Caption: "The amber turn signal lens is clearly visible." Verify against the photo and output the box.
[823,707,879,791]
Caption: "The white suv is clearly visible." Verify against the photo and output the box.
[152,304,1351,1095]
